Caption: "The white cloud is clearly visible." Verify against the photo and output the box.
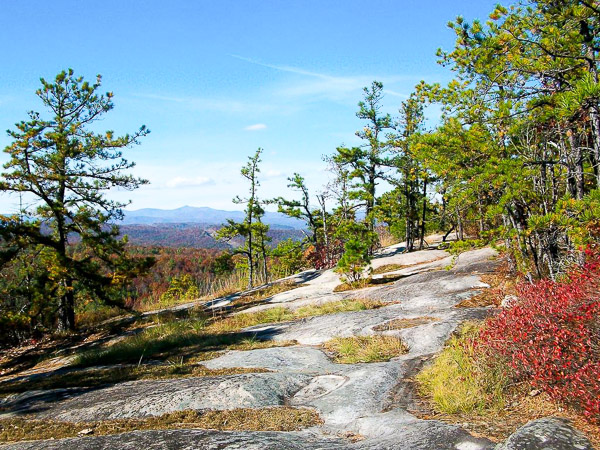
[165,176,215,188]
[264,169,283,179]
[244,123,267,131]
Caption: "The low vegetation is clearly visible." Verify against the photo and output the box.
[455,269,517,308]
[416,322,508,414]
[370,264,409,275]
[72,316,294,368]
[373,316,438,331]
[207,298,387,334]
[477,251,600,422]
[417,251,600,443]
[73,298,384,367]
[323,335,408,364]
[0,407,322,443]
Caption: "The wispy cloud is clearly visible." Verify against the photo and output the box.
[131,93,280,114]
[384,89,409,99]
[231,55,419,103]
[166,176,216,188]
[231,55,340,81]
[244,123,267,131]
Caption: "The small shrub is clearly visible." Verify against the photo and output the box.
[0,312,31,347]
[335,237,372,283]
[477,250,600,422]
[441,239,487,255]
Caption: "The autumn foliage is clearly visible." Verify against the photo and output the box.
[477,250,600,422]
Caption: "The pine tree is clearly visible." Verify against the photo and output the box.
[0,69,151,331]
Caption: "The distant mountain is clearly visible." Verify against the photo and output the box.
[120,206,304,229]
[120,223,304,249]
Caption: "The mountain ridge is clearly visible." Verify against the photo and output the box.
[120,206,304,229]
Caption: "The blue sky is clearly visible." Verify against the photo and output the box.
[0,0,500,212]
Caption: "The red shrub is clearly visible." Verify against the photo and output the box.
[477,250,600,422]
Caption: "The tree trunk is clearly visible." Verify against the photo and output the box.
[419,178,427,250]
[58,278,75,331]
[455,205,464,241]
[590,106,600,189]
[567,131,584,199]
[404,178,413,252]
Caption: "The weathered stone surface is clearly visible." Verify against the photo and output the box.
[2,245,594,449]
[291,361,406,427]
[1,373,311,422]
[494,417,594,450]
[352,411,494,449]
[202,346,337,373]
[0,429,350,450]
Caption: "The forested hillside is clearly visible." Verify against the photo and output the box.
[119,223,303,249]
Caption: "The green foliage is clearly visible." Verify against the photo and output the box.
[159,275,200,305]
[334,81,393,232]
[441,239,488,255]
[217,148,270,288]
[0,69,152,332]
[410,0,600,276]
[271,239,307,277]
[333,220,377,283]
[210,252,235,276]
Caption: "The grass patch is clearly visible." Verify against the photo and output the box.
[232,281,306,309]
[416,321,508,414]
[333,279,372,292]
[371,264,410,275]
[373,317,439,331]
[417,389,600,447]
[415,322,600,446]
[456,269,518,308]
[294,298,385,318]
[208,298,387,333]
[323,335,408,364]
[0,407,322,443]
[76,306,126,329]
[207,307,295,333]
[72,299,385,368]
[72,315,294,368]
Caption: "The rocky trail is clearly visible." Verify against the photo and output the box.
[0,242,594,449]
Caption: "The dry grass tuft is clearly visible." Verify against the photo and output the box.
[371,264,411,275]
[333,279,372,292]
[373,317,439,331]
[323,335,408,364]
[456,262,518,308]
[0,407,323,443]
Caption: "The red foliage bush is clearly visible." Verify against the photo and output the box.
[477,250,600,422]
